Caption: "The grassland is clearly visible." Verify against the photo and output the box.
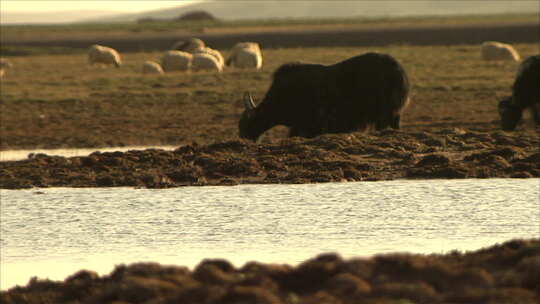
[1,15,539,188]
[0,41,538,150]
[1,13,537,42]
[2,33,539,189]
[1,13,538,59]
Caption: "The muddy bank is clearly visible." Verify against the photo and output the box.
[1,128,538,189]
[2,238,539,303]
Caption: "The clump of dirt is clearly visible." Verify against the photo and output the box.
[2,239,539,303]
[1,129,538,189]
[407,152,469,179]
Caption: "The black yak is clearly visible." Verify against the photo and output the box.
[498,54,540,130]
[238,52,410,141]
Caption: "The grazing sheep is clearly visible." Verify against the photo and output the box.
[171,37,205,53]
[142,61,164,75]
[239,52,410,142]
[193,46,225,68]
[481,41,520,61]
[88,44,122,67]
[232,42,261,54]
[0,58,13,69]
[0,58,13,78]
[498,54,540,130]
[161,50,192,72]
[192,53,223,72]
[226,42,263,69]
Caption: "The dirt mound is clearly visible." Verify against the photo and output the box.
[176,10,217,21]
[2,239,539,303]
[1,129,538,189]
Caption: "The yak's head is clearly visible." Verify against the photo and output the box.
[498,96,522,131]
[238,93,259,141]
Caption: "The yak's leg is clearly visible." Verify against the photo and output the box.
[375,113,394,130]
[289,126,313,138]
[391,115,401,129]
[531,103,540,125]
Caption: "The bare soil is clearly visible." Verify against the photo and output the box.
[2,239,539,303]
[1,127,539,189]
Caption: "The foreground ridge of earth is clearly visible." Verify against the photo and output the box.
[2,239,539,303]
[1,128,539,189]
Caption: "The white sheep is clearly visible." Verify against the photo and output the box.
[0,58,13,69]
[231,42,261,55]
[171,37,205,53]
[481,41,520,61]
[161,50,192,72]
[192,53,223,72]
[226,42,263,69]
[0,58,13,78]
[88,44,122,67]
[192,47,225,68]
[142,61,164,75]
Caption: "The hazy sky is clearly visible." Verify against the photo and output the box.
[2,1,537,24]
[1,0,200,13]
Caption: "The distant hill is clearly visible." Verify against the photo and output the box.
[0,10,121,24]
[2,1,537,25]
[81,0,539,23]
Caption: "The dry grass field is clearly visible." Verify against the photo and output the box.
[1,15,539,189]
[1,13,537,42]
[1,42,538,150]
[1,39,539,189]
[2,15,539,188]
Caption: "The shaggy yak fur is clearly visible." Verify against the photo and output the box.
[498,54,540,130]
[239,52,410,141]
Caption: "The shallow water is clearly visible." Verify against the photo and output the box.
[0,146,177,162]
[1,178,539,290]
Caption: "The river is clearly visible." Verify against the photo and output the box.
[1,178,539,290]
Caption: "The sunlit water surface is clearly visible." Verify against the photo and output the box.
[0,146,177,162]
[1,179,539,290]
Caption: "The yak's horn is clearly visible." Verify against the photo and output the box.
[243,92,256,110]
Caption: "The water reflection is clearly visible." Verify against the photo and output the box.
[1,178,539,290]
[0,146,177,162]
